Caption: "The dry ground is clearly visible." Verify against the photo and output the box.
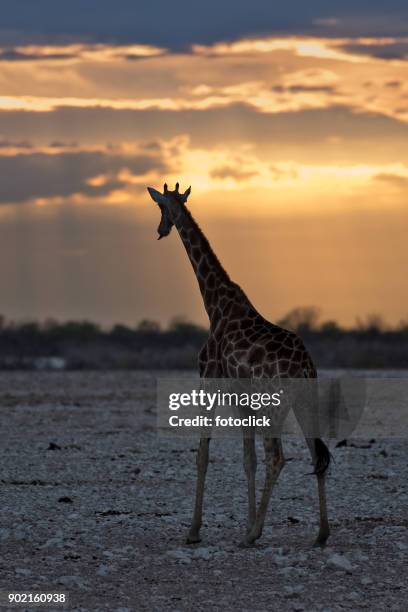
[0,371,407,611]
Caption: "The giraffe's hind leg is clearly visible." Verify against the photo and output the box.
[186,434,211,544]
[242,430,257,533]
[239,437,285,547]
[306,437,331,546]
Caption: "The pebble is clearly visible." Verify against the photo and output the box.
[58,575,88,589]
[15,568,32,576]
[0,528,10,541]
[166,549,192,564]
[97,564,110,577]
[327,553,354,573]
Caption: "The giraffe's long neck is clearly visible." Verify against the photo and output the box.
[173,206,239,325]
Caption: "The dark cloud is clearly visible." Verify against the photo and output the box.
[341,41,408,60]
[0,150,168,204]
[1,105,408,166]
[49,141,79,149]
[269,164,298,180]
[374,173,408,188]
[0,49,75,61]
[0,1,408,48]
[0,46,166,62]
[272,84,336,94]
[0,138,32,148]
[210,165,258,181]
[1,104,406,146]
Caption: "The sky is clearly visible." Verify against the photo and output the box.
[0,2,408,328]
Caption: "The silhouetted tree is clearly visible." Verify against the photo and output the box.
[137,319,161,332]
[278,306,321,333]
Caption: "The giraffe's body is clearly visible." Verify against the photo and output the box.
[148,183,330,547]
[201,305,316,380]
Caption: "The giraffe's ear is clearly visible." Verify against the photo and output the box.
[182,186,191,202]
[147,186,165,205]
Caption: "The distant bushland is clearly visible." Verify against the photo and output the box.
[0,309,407,370]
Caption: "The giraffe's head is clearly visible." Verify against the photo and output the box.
[147,182,191,239]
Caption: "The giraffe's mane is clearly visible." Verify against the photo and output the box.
[182,204,231,282]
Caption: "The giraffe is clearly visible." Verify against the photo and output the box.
[147,182,331,548]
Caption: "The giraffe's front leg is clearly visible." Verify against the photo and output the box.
[186,435,211,544]
[243,432,257,533]
[239,437,285,547]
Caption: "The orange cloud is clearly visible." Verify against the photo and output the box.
[192,35,408,63]
[0,34,407,124]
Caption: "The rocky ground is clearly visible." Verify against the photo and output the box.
[0,371,407,612]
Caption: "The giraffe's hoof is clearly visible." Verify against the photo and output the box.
[238,537,256,548]
[313,534,329,548]
[186,532,201,545]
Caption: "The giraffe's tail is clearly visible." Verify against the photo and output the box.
[313,438,331,476]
